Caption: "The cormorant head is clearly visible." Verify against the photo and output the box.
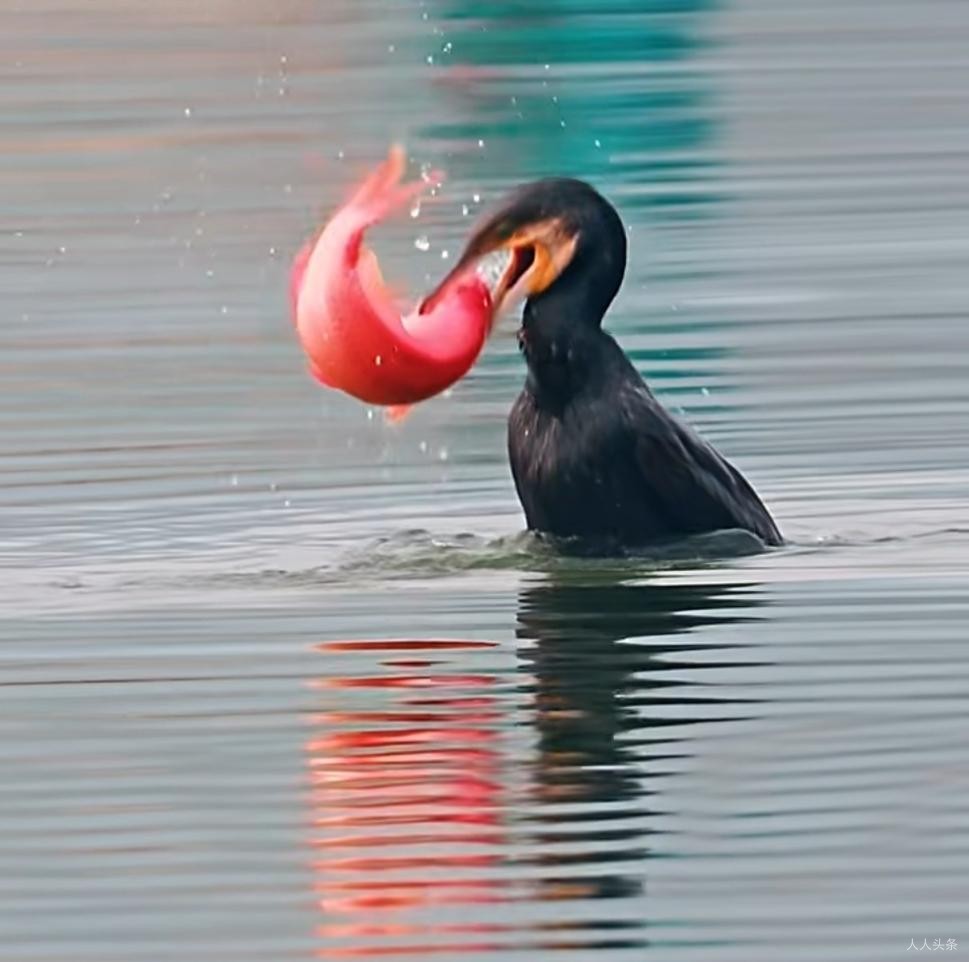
[423,178,627,327]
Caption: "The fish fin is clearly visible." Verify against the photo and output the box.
[349,145,443,225]
[351,144,405,207]
[358,245,409,312]
[356,245,386,291]
[384,404,412,424]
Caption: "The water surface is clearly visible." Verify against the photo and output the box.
[2,1,968,960]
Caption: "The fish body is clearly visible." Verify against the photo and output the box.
[290,146,495,410]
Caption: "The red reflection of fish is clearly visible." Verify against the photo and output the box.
[290,146,495,420]
[305,638,509,958]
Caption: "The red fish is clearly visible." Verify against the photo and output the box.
[290,146,495,420]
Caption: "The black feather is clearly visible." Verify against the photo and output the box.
[488,178,782,549]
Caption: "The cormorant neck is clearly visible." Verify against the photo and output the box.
[524,267,606,332]
[527,216,626,328]
[518,224,627,409]
[514,183,628,411]
[519,284,613,412]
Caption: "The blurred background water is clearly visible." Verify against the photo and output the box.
[2,1,968,960]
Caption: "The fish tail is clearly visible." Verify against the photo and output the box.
[350,145,443,226]
[384,404,412,424]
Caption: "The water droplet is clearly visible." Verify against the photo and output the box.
[387,43,396,53]
[283,183,293,194]
[410,200,421,218]
[414,235,430,252]
[336,150,344,160]
[374,354,382,366]
[205,269,214,278]
[440,249,449,260]
[183,106,192,117]
[438,447,449,462]
[268,246,277,256]
[366,409,375,420]
[701,387,710,396]
[283,499,291,508]
[426,54,434,65]
[442,41,453,53]
[419,440,428,453]
[472,193,481,203]
[544,63,550,70]
[269,482,278,492]
[594,138,601,148]
[461,204,469,216]
[560,120,567,128]
[57,246,66,254]
[280,55,288,65]
[230,474,238,487]
[220,305,228,315]
[477,139,485,148]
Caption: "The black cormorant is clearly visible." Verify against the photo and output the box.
[426,178,782,548]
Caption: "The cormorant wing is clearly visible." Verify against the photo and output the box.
[619,382,782,545]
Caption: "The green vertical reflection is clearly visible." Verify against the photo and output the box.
[421,0,721,219]
[417,0,727,399]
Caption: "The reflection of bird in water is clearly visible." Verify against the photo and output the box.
[305,573,761,956]
[427,180,782,549]
[515,574,761,906]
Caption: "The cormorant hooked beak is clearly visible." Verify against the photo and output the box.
[421,190,581,317]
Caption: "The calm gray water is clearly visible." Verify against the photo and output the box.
[2,1,969,960]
